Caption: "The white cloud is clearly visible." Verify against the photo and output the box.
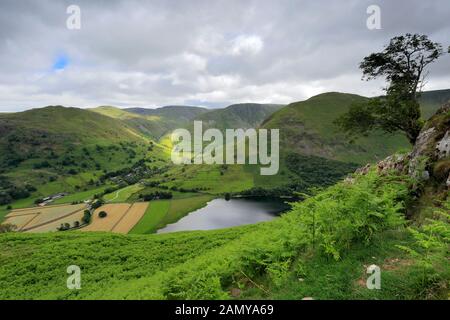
[230,35,264,56]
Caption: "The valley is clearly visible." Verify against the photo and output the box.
[0,90,448,301]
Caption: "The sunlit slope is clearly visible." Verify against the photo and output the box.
[90,106,182,139]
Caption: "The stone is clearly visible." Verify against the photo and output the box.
[436,131,450,159]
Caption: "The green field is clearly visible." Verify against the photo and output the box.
[129,200,171,234]
[53,186,112,205]
[104,184,145,203]
[130,195,214,234]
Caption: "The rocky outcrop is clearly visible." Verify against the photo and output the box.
[354,102,450,188]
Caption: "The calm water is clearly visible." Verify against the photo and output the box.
[157,198,289,234]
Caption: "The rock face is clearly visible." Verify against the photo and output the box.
[355,102,450,188]
[436,130,450,159]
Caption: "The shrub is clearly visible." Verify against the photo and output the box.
[91,199,104,210]
[290,170,408,260]
[82,210,92,224]
[397,201,450,292]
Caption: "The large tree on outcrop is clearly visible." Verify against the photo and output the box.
[336,34,444,144]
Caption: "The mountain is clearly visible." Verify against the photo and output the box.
[91,106,181,139]
[0,106,158,200]
[193,103,284,130]
[94,105,209,139]
[262,89,450,165]
[126,105,209,122]
[418,89,450,118]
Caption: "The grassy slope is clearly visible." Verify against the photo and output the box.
[0,226,257,299]
[0,106,173,220]
[90,106,181,139]
[193,103,284,131]
[263,92,409,164]
[129,200,171,234]
[1,170,447,300]
[263,90,450,165]
[103,184,145,203]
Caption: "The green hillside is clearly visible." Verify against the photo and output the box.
[262,90,450,165]
[91,106,184,139]
[418,89,450,118]
[194,103,284,130]
[0,106,167,208]
[126,105,209,122]
[263,93,409,165]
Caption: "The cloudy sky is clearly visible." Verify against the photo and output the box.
[0,0,449,111]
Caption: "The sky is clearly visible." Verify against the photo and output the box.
[0,0,449,111]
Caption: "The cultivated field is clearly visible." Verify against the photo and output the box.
[112,202,149,233]
[3,203,87,232]
[81,202,149,233]
[27,210,86,233]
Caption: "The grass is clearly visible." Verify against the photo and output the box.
[129,200,171,234]
[104,184,145,203]
[163,164,254,194]
[53,185,112,204]
[0,207,9,223]
[130,195,214,234]
[129,195,214,234]
[164,195,214,226]
[242,230,417,300]
[0,226,255,299]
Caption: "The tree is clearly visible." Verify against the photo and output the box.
[336,34,444,144]
[98,211,107,218]
[82,210,92,224]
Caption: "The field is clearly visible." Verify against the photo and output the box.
[111,202,149,234]
[161,164,254,194]
[3,203,87,232]
[129,200,170,234]
[103,184,145,203]
[27,210,86,233]
[52,185,112,205]
[1,194,212,235]
[129,195,214,234]
[81,202,149,233]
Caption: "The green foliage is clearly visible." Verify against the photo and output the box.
[291,170,408,260]
[82,210,91,224]
[337,34,445,144]
[285,152,358,189]
[397,201,450,291]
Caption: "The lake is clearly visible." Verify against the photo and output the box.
[157,197,289,233]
